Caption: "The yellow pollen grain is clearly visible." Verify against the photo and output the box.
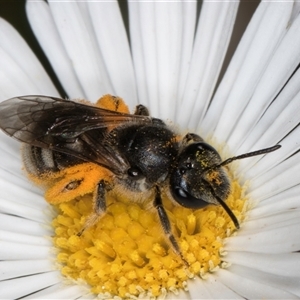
[95,241,116,259]
[52,173,247,298]
[152,243,167,256]
[186,213,196,235]
[130,250,146,267]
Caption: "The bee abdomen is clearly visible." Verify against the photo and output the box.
[22,144,58,176]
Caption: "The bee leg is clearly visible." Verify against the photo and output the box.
[77,179,109,236]
[134,104,149,116]
[134,104,166,126]
[153,187,189,266]
[181,133,204,147]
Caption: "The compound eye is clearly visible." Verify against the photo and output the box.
[175,187,188,198]
[172,187,209,209]
[185,162,193,169]
[179,162,193,175]
[127,166,143,178]
[196,142,218,153]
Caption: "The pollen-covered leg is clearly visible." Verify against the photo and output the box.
[78,179,111,236]
[95,94,130,113]
[153,187,188,266]
[44,163,112,204]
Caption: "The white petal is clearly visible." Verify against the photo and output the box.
[0,155,25,185]
[22,283,93,300]
[0,199,48,223]
[225,222,300,253]
[128,2,150,110]
[0,133,44,198]
[87,1,138,108]
[0,168,42,197]
[154,2,187,120]
[0,135,45,204]
[241,210,300,233]
[228,7,300,150]
[249,153,300,200]
[188,275,243,299]
[233,66,300,178]
[0,241,52,260]
[0,259,54,280]
[129,2,197,119]
[0,47,39,99]
[188,277,213,299]
[290,1,300,23]
[0,18,58,98]
[0,213,52,236]
[0,230,52,246]
[216,267,299,299]
[0,272,62,299]
[236,67,300,154]
[74,293,96,300]
[0,132,21,166]
[237,125,300,180]
[249,185,300,218]
[203,2,293,139]
[177,1,239,129]
[165,288,191,300]
[175,3,198,118]
[225,251,300,278]
[0,174,48,210]
[47,1,113,101]
[129,1,163,115]
[26,0,85,99]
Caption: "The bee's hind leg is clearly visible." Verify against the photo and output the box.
[77,179,110,236]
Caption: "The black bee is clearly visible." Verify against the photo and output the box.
[0,95,281,263]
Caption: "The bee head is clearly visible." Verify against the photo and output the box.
[169,142,281,229]
[170,142,230,210]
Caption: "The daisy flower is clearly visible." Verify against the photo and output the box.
[1,1,300,299]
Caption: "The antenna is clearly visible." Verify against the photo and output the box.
[211,144,281,170]
[203,144,281,229]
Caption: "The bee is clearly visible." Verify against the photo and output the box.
[0,94,281,264]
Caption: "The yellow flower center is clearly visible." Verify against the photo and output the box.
[52,171,246,298]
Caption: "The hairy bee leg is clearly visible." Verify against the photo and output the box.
[153,187,189,266]
[77,179,109,236]
[181,133,204,147]
[134,104,165,126]
[134,104,149,116]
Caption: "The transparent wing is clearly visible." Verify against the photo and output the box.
[0,95,152,174]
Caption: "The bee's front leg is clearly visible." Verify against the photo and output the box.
[181,133,203,148]
[78,179,110,236]
[153,186,188,266]
[134,104,149,116]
